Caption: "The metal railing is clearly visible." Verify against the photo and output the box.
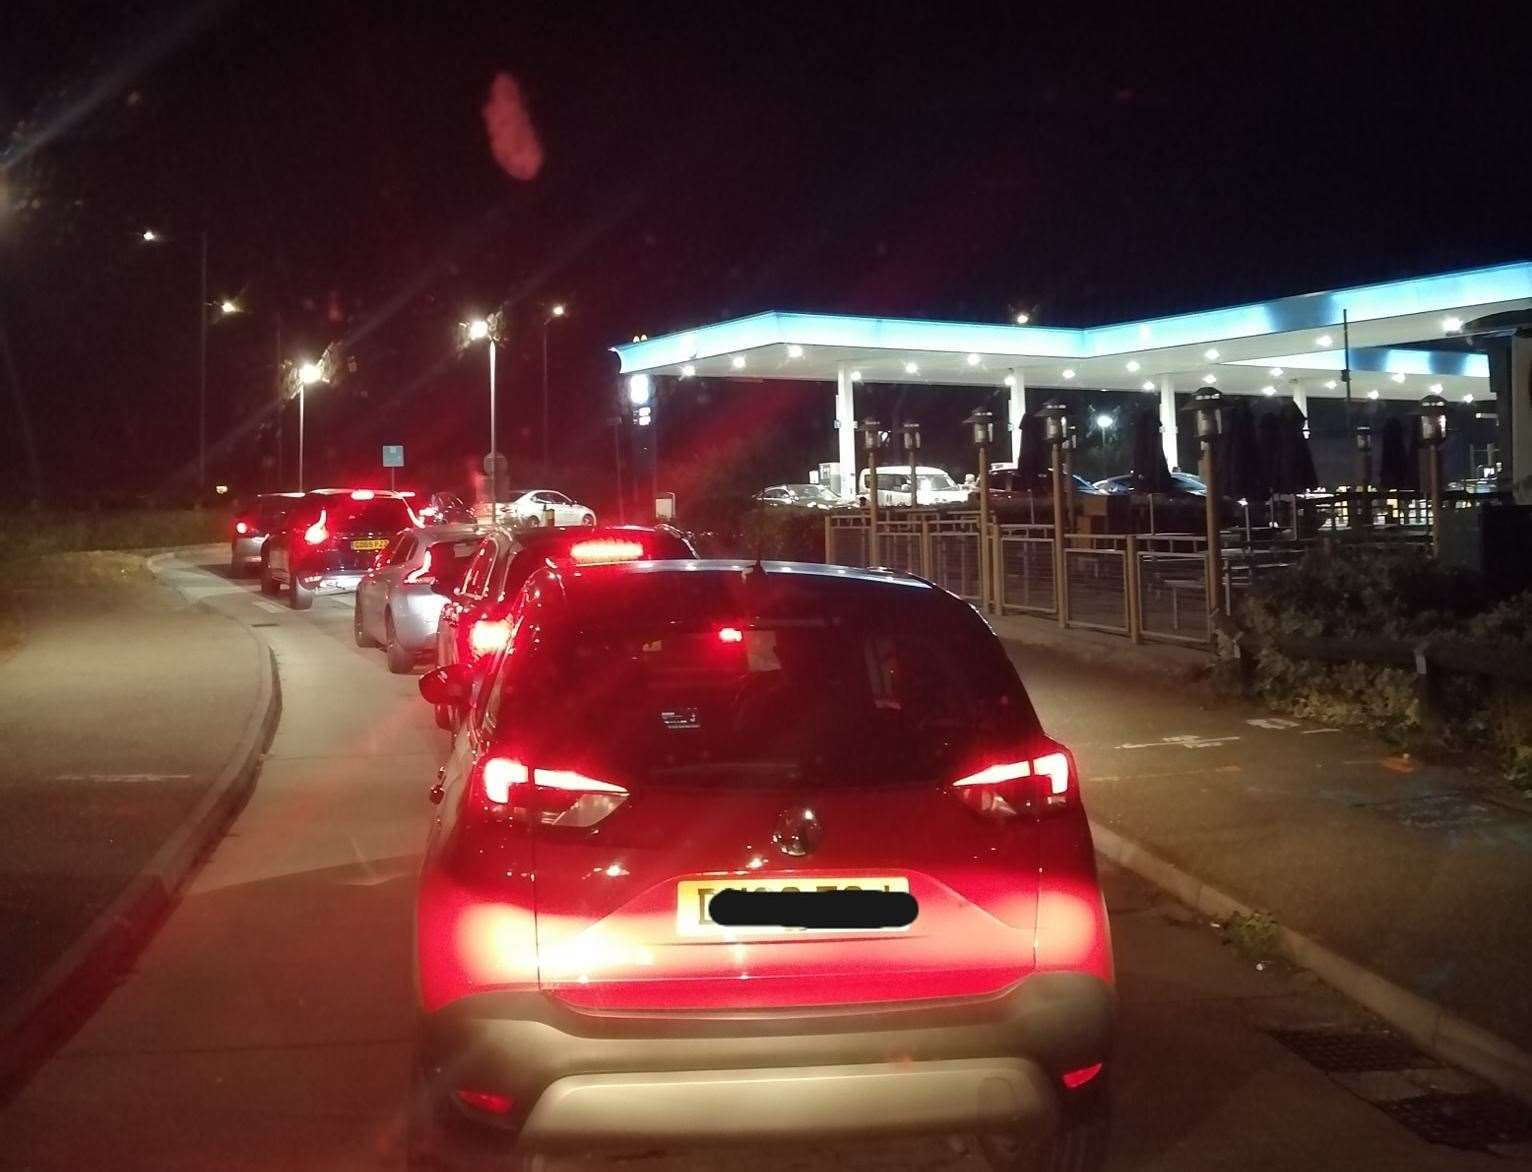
[1063,534,1130,635]
[1136,535,1210,644]
[996,525,1056,616]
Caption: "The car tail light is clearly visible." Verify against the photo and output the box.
[475,756,628,829]
[568,538,644,564]
[405,548,433,584]
[454,1088,512,1115]
[950,748,1075,820]
[350,488,375,500]
[1062,1061,1104,1089]
[469,618,510,658]
[304,511,328,545]
[234,520,250,535]
[717,625,744,643]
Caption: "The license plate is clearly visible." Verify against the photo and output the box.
[351,538,388,551]
[676,876,909,935]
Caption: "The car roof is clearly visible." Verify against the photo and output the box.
[413,524,481,541]
[560,559,932,599]
[257,492,305,502]
[305,487,413,498]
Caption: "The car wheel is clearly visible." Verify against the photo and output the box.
[579,512,595,526]
[406,1060,544,1171]
[978,1085,1109,1172]
[354,601,378,648]
[259,559,279,596]
[289,575,315,611]
[385,614,414,674]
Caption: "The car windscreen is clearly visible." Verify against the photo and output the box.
[495,530,696,602]
[505,575,1039,787]
[790,485,838,501]
[324,498,413,531]
[918,472,958,491]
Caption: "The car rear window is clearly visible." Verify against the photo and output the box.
[502,573,1038,787]
[324,498,413,531]
[256,499,296,527]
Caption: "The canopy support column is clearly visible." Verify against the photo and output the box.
[1158,378,1178,471]
[1008,369,1026,464]
[835,364,856,498]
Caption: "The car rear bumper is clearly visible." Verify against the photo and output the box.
[299,571,364,593]
[417,971,1113,1153]
[389,587,447,653]
[231,536,265,562]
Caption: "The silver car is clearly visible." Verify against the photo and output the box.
[353,525,481,673]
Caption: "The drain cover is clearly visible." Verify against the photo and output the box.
[1269,1028,1437,1072]
[1376,1091,1532,1150]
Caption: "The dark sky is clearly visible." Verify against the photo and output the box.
[2,1,1530,504]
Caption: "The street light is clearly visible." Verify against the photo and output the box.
[856,418,885,565]
[294,360,325,492]
[542,302,567,463]
[899,422,922,508]
[1094,412,1115,433]
[1037,402,1072,626]
[1183,387,1224,618]
[141,228,160,243]
[965,410,996,610]
[464,316,502,519]
[1418,391,1449,550]
[219,298,240,316]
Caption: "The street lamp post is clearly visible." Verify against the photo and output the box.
[1418,392,1448,552]
[197,229,208,491]
[1354,424,1374,529]
[296,361,323,492]
[899,422,922,509]
[1186,387,1225,619]
[965,409,995,611]
[466,318,500,521]
[542,303,565,465]
[1039,401,1071,628]
[857,418,884,566]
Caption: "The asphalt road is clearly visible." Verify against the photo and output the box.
[0,550,1511,1170]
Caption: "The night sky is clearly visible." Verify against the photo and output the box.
[3,1,1530,506]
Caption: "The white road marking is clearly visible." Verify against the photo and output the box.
[1116,734,1242,751]
[1246,717,1302,730]
[1301,728,1342,735]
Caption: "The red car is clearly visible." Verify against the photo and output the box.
[409,559,1114,1170]
[431,525,697,731]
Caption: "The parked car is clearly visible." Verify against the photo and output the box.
[432,524,697,730]
[974,467,1105,508]
[856,465,969,507]
[1093,472,1207,497]
[229,492,303,576]
[353,525,481,673]
[477,489,596,528]
[410,559,1113,1170]
[754,483,843,509]
[418,492,477,524]
[260,488,419,610]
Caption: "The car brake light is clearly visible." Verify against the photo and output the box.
[235,520,249,534]
[950,748,1075,819]
[1062,1061,1104,1089]
[304,511,328,545]
[405,548,433,584]
[350,489,375,500]
[469,618,510,657]
[568,538,645,564]
[454,1088,512,1115]
[717,625,744,643]
[475,756,627,828]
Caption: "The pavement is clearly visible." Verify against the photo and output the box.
[0,557,275,1095]
[1,547,1527,1168]
[999,616,1532,1098]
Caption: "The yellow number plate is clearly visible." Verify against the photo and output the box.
[351,539,388,551]
[676,876,909,935]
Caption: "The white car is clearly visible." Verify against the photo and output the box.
[479,488,596,528]
[856,465,970,507]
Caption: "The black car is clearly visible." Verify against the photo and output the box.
[260,488,418,610]
[230,492,304,576]
[753,483,843,509]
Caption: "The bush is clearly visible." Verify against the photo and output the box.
[0,509,230,561]
[1236,543,1532,778]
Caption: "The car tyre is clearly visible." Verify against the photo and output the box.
[289,575,315,611]
[385,614,414,674]
[259,559,279,596]
[579,512,596,526]
[978,1085,1109,1172]
[354,601,379,648]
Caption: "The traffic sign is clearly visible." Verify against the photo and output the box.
[483,451,509,479]
[381,444,405,468]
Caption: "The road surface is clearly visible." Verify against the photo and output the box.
[0,550,1510,1170]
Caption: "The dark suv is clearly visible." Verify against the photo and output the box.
[410,559,1114,1170]
[260,488,418,610]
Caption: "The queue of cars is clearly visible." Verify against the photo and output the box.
[231,484,1114,1170]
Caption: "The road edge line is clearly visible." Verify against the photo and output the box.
[1089,818,1532,1105]
[0,573,280,1102]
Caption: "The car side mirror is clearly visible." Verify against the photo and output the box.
[419,663,473,706]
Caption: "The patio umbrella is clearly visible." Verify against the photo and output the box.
[1015,411,1050,483]
[1128,407,1174,491]
[1218,399,1269,502]
[1274,401,1320,493]
[1377,417,1416,490]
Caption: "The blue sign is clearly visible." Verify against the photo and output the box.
[381,444,405,468]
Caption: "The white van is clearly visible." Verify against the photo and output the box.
[856,465,970,507]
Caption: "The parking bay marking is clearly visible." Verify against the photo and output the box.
[1115,734,1242,751]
